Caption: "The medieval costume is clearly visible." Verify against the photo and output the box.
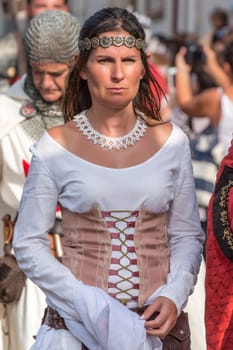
[205,139,233,350]
[13,120,204,349]
[0,10,80,350]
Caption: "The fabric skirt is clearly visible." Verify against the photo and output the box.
[31,325,82,350]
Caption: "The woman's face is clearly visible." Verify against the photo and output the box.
[80,30,145,110]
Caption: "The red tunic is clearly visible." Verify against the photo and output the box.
[205,140,233,350]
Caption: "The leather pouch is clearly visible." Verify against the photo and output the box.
[163,311,191,350]
[0,254,26,304]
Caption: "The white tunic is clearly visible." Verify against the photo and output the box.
[13,123,204,349]
[0,76,31,209]
[0,76,62,350]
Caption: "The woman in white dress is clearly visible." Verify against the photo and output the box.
[13,7,204,350]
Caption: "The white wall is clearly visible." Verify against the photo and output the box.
[150,0,174,37]
[150,0,233,39]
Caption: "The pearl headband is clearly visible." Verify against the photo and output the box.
[78,35,146,52]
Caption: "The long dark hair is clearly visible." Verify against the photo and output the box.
[63,7,165,122]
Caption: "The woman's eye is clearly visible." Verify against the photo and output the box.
[98,58,111,63]
[123,58,136,63]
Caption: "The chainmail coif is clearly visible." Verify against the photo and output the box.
[24,10,80,64]
[23,10,80,117]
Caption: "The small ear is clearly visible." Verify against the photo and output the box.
[74,54,79,64]
[80,69,87,80]
[140,67,145,79]
[76,55,87,80]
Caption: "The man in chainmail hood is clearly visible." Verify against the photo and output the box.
[0,10,80,350]
[23,10,80,136]
[0,0,70,88]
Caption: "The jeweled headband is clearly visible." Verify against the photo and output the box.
[78,35,146,52]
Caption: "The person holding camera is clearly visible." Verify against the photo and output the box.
[175,41,233,210]
[175,39,233,152]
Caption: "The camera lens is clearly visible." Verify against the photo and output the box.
[184,42,206,68]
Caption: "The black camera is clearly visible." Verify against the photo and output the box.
[184,42,206,68]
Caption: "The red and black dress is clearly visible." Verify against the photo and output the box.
[205,140,233,350]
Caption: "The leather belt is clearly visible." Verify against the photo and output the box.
[42,306,67,330]
[41,304,159,349]
[42,304,158,330]
[41,306,90,350]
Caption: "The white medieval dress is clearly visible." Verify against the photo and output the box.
[13,116,204,350]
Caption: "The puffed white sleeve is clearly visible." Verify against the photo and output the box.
[13,134,162,350]
[13,140,79,318]
[151,134,205,313]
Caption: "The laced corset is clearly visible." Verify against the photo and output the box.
[61,205,169,307]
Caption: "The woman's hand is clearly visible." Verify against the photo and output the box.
[203,45,221,76]
[175,47,191,74]
[203,45,217,66]
[142,296,178,339]
[203,45,231,89]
